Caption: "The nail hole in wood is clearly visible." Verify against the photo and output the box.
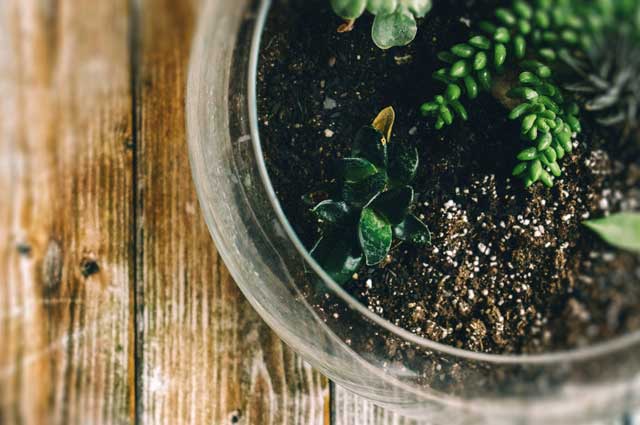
[16,242,32,256]
[80,258,100,277]
[229,410,241,424]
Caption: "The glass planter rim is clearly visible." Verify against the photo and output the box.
[247,0,640,365]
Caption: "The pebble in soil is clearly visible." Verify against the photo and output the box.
[257,0,640,354]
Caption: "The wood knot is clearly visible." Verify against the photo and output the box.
[228,410,242,424]
[41,240,62,293]
[16,242,32,257]
[80,257,100,277]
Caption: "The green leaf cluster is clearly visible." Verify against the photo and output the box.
[420,0,587,187]
[307,108,431,285]
[330,0,433,49]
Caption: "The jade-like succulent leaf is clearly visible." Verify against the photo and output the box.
[358,207,393,265]
[388,143,419,185]
[312,200,353,226]
[367,0,398,15]
[341,171,388,206]
[370,186,414,225]
[403,0,432,17]
[330,0,367,19]
[338,158,379,183]
[371,7,417,50]
[311,232,363,285]
[394,214,431,245]
[371,106,395,143]
[353,125,388,167]
[583,212,640,253]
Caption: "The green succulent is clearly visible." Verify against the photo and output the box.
[561,1,640,141]
[307,107,431,284]
[420,0,586,187]
[330,0,433,49]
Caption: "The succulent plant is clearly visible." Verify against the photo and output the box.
[307,107,430,284]
[420,0,585,187]
[330,0,433,49]
[560,5,640,141]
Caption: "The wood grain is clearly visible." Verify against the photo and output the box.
[133,1,328,424]
[0,0,134,424]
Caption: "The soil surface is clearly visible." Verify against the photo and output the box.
[257,0,640,354]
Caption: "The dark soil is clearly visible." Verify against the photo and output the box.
[256,0,640,354]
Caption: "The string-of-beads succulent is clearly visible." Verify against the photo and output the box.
[330,0,433,49]
[306,108,431,284]
[420,0,584,187]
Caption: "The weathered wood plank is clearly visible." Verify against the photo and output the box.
[133,1,328,424]
[0,0,134,424]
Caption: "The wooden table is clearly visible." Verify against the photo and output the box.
[0,0,431,423]
[0,1,636,425]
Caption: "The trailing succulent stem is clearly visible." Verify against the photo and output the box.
[306,107,430,285]
[421,0,586,187]
[330,0,433,49]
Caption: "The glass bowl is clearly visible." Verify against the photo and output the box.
[186,0,640,423]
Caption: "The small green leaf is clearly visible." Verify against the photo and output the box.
[513,1,532,20]
[394,214,431,245]
[512,162,528,176]
[528,159,542,182]
[338,157,378,182]
[539,169,554,187]
[521,113,537,133]
[548,161,561,177]
[469,35,491,50]
[537,132,553,151]
[494,27,511,43]
[366,0,398,15]
[494,43,507,67]
[451,43,475,58]
[353,125,388,167]
[463,76,479,99]
[311,233,363,285]
[476,68,492,90]
[342,171,388,206]
[450,60,470,78]
[371,7,417,49]
[370,186,414,224]
[509,103,530,120]
[495,8,517,26]
[450,100,468,120]
[438,51,456,64]
[445,84,461,101]
[388,143,419,185]
[312,200,353,225]
[439,106,453,125]
[330,0,367,19]
[513,35,526,59]
[359,208,393,265]
[517,147,537,161]
[584,213,640,253]
[406,0,433,18]
[473,51,487,70]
